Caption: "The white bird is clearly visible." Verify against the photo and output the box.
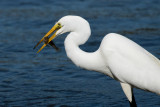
[34,15,160,107]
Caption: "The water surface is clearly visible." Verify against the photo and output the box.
[0,0,160,106]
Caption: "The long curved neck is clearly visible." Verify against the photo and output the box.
[64,31,104,71]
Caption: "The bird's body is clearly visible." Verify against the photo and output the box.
[35,15,160,106]
[100,33,160,94]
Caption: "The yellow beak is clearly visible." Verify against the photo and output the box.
[33,23,61,53]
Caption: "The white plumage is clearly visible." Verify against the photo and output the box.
[35,15,160,106]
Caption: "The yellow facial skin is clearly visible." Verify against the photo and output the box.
[33,23,62,53]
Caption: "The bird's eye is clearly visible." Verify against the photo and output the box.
[57,23,62,29]
[58,23,61,26]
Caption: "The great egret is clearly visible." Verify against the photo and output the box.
[34,15,160,107]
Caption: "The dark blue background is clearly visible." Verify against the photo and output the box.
[0,0,160,106]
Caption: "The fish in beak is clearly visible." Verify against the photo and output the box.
[44,37,59,51]
[33,23,62,53]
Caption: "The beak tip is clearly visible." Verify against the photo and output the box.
[37,51,40,53]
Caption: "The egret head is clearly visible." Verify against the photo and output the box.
[34,15,90,53]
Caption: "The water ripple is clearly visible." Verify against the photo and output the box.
[0,0,160,106]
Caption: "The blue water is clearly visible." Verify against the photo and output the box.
[0,0,160,106]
